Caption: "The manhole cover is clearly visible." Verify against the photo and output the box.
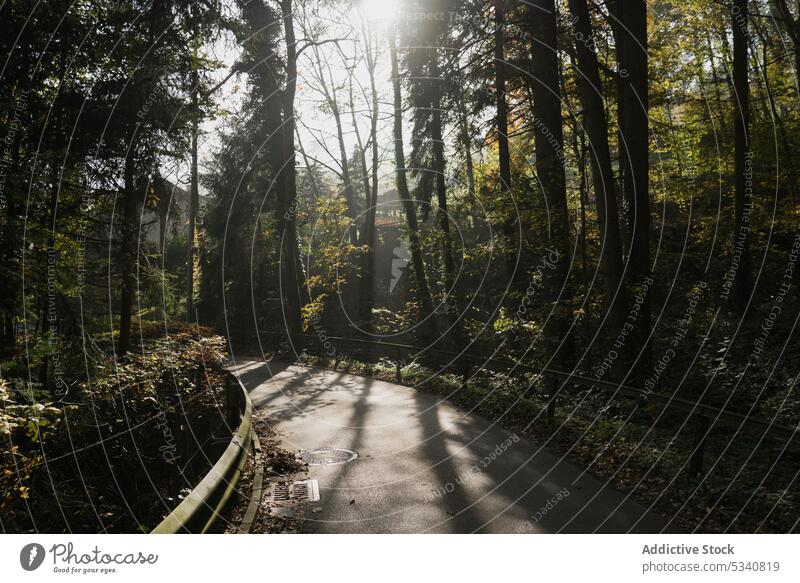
[298,448,358,466]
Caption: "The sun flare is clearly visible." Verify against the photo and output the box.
[351,0,400,27]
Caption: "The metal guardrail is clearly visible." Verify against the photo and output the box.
[282,332,798,476]
[152,373,253,534]
[239,430,264,533]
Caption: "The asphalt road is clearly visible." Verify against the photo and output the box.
[231,360,671,533]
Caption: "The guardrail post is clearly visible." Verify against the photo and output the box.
[688,413,709,478]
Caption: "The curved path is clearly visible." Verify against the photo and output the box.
[231,360,672,534]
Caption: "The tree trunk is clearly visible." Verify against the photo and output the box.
[280,0,305,334]
[366,33,380,329]
[349,78,375,326]
[352,25,381,330]
[732,0,751,311]
[390,30,438,339]
[567,0,628,354]
[349,76,372,244]
[431,69,463,347]
[159,206,167,256]
[529,0,573,411]
[494,0,515,282]
[456,94,478,226]
[186,68,198,323]
[118,139,137,355]
[614,0,650,372]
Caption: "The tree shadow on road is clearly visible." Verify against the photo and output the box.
[228,359,294,389]
[412,391,490,533]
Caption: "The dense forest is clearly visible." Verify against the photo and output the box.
[1,0,799,534]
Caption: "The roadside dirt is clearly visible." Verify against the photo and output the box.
[217,413,309,534]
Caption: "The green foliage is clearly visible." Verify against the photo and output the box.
[1,328,228,531]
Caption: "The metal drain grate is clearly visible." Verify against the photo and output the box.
[271,479,320,503]
[298,448,358,466]
[272,483,291,502]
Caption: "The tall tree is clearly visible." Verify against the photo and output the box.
[567,0,628,357]
[279,0,307,334]
[405,0,463,347]
[177,4,225,326]
[613,0,650,368]
[235,0,305,336]
[186,63,199,323]
[528,0,573,410]
[344,35,379,326]
[494,0,515,281]
[390,28,438,339]
[455,89,478,225]
[306,38,358,244]
[732,0,751,310]
[111,0,179,355]
[358,11,381,329]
